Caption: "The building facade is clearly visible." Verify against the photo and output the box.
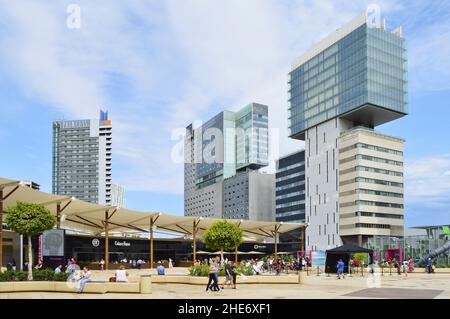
[184,103,274,221]
[288,13,407,250]
[223,171,275,221]
[339,127,404,243]
[275,150,306,223]
[111,182,126,208]
[52,110,123,205]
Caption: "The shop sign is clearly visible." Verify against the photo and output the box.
[114,240,131,247]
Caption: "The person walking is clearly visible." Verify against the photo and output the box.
[221,260,233,289]
[99,258,105,271]
[206,260,220,292]
[337,259,345,279]
[426,257,432,274]
[168,258,174,269]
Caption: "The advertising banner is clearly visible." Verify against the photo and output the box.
[42,229,65,257]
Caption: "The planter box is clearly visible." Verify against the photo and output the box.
[13,281,55,292]
[0,282,14,292]
[151,275,300,285]
[106,282,140,293]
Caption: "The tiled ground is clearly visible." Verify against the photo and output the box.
[0,269,449,299]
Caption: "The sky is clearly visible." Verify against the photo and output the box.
[0,0,449,227]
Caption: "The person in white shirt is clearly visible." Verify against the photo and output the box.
[115,265,129,282]
[76,267,92,293]
[168,258,173,269]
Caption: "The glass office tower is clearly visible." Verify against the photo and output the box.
[184,103,273,220]
[289,14,408,140]
[287,13,408,250]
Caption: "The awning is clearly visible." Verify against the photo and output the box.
[0,176,307,242]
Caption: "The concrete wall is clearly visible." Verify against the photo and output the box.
[305,118,353,251]
[249,172,275,222]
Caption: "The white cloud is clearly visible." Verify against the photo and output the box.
[405,154,450,205]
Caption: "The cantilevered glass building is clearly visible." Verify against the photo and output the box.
[289,14,407,140]
[287,13,408,250]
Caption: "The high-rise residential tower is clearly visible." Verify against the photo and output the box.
[52,110,123,205]
[288,13,407,250]
[184,103,275,221]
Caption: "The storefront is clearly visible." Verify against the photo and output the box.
[30,233,301,269]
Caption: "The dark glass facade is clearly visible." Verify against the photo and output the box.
[31,234,300,267]
[275,151,306,223]
[288,23,408,139]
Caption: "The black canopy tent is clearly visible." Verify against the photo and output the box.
[325,244,373,273]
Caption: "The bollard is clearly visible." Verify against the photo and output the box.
[298,271,307,284]
[140,275,152,294]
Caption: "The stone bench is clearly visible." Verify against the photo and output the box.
[151,274,304,285]
[0,275,151,294]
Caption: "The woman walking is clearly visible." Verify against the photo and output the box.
[206,260,220,292]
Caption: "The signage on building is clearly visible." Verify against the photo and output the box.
[114,240,131,247]
[254,244,267,250]
[42,229,65,257]
[92,238,100,247]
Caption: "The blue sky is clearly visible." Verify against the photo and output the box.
[0,0,449,227]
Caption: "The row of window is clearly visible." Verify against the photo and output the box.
[276,190,305,200]
[276,180,305,191]
[276,200,305,209]
[276,171,305,182]
[340,142,403,156]
[275,210,305,218]
[340,154,403,166]
[340,200,403,209]
[340,177,403,188]
[339,211,404,219]
[340,165,403,177]
[340,188,403,199]
[276,161,305,173]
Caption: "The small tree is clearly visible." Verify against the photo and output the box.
[353,253,369,266]
[202,220,243,262]
[5,202,56,280]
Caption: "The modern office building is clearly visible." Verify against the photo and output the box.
[52,110,122,205]
[287,13,407,250]
[184,103,274,221]
[339,127,405,243]
[223,171,275,221]
[275,150,306,223]
[111,182,126,208]
[20,180,40,190]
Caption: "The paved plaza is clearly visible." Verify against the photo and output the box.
[0,268,449,299]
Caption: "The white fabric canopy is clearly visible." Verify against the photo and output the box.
[0,177,307,242]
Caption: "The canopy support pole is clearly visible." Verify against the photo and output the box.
[104,210,109,270]
[56,202,61,229]
[0,185,20,270]
[150,217,154,269]
[235,246,238,264]
[301,226,305,255]
[0,188,3,270]
[192,219,200,263]
[274,224,281,261]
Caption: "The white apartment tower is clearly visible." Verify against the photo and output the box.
[52,110,121,205]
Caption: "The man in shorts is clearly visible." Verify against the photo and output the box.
[221,260,233,289]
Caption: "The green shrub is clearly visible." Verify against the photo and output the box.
[54,272,70,281]
[189,264,210,277]
[0,270,15,282]
[32,269,54,281]
[188,263,254,277]
[0,269,70,282]
[15,271,28,281]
